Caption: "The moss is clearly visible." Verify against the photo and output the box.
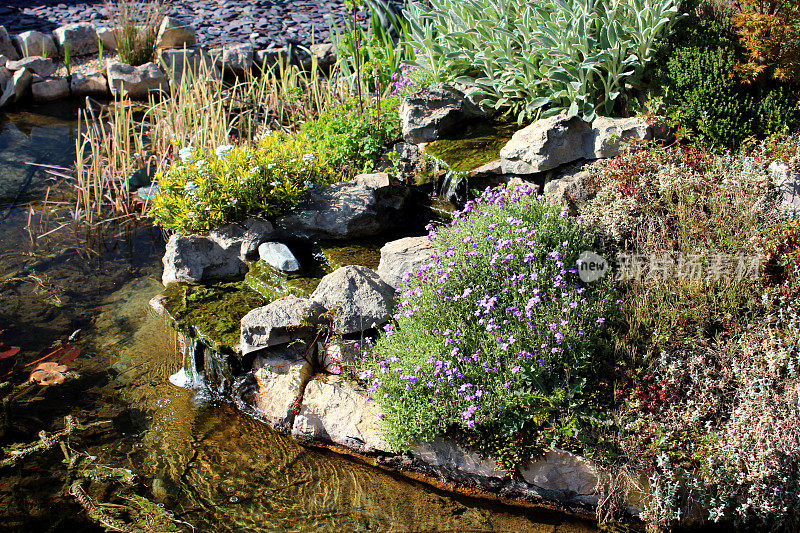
[318,239,384,271]
[162,281,267,352]
[423,122,517,173]
[244,261,320,300]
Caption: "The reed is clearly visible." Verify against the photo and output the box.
[106,0,164,66]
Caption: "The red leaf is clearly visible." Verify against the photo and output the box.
[0,346,20,359]
[57,344,81,366]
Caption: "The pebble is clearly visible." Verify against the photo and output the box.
[0,0,401,47]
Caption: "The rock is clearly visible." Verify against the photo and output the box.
[12,31,57,59]
[293,375,389,452]
[255,45,290,69]
[392,141,421,175]
[211,43,254,75]
[161,233,247,285]
[770,159,800,217]
[0,56,5,68]
[309,43,336,70]
[399,84,486,144]
[318,340,360,374]
[310,265,395,334]
[500,114,590,175]
[0,27,19,60]
[0,66,10,88]
[275,173,409,240]
[253,359,305,428]
[96,27,117,51]
[258,242,300,272]
[69,71,108,97]
[159,46,212,85]
[205,216,274,261]
[589,116,651,159]
[0,68,32,107]
[107,60,169,99]
[542,162,592,214]
[410,439,504,480]
[520,449,599,496]
[5,56,56,77]
[240,295,324,355]
[31,76,69,102]
[500,115,653,175]
[377,236,434,288]
[53,23,99,57]
[156,16,196,49]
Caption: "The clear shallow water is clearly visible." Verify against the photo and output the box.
[0,104,599,532]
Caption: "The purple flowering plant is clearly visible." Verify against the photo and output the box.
[362,183,619,467]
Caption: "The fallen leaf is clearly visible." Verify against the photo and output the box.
[29,362,69,385]
[57,345,81,366]
[0,346,20,359]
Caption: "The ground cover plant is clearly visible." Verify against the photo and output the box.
[362,184,620,468]
[403,0,681,122]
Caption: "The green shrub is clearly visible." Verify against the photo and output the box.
[300,98,400,177]
[150,133,333,234]
[362,184,619,468]
[404,0,680,122]
[654,17,800,148]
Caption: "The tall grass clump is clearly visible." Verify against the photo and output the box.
[107,0,164,66]
[363,184,619,468]
[403,0,680,122]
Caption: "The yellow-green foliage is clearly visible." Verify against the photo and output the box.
[150,133,334,234]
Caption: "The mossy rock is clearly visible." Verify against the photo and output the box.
[423,121,517,174]
[318,239,383,271]
[161,281,268,353]
[244,260,320,300]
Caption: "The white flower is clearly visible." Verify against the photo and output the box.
[227,197,238,207]
[183,181,198,194]
[270,181,281,187]
[215,144,234,158]
[178,146,195,161]
[302,153,316,163]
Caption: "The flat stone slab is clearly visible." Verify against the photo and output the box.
[240,295,325,355]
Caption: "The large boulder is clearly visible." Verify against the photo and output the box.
[500,114,590,174]
[0,27,19,60]
[12,31,57,59]
[377,236,434,289]
[161,233,247,285]
[159,46,212,85]
[309,42,336,70]
[31,76,69,102]
[156,17,196,49]
[258,242,300,272]
[240,295,325,355]
[211,43,254,76]
[542,161,593,214]
[70,71,108,97]
[500,115,652,175]
[252,358,306,428]
[53,23,98,57]
[6,56,56,77]
[520,449,599,497]
[292,375,389,452]
[400,84,486,144]
[0,68,32,107]
[410,439,505,480]
[107,61,169,99]
[95,27,117,51]
[275,173,409,240]
[207,216,274,261]
[310,265,395,334]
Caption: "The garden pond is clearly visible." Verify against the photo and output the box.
[0,103,601,532]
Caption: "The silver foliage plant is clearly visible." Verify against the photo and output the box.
[404,0,680,123]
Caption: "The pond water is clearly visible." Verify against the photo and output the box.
[0,103,600,532]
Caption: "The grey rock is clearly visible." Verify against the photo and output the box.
[159,46,212,85]
[410,439,504,480]
[399,84,486,144]
[520,449,599,495]
[107,60,169,99]
[500,114,590,175]
[95,27,117,51]
[0,56,6,68]
[69,71,108,97]
[6,56,56,77]
[309,42,336,70]
[589,116,651,159]
[31,76,69,102]
[0,66,10,88]
[310,265,395,334]
[53,23,99,56]
[542,162,592,214]
[0,26,19,60]
[12,31,57,58]
[276,173,409,240]
[392,141,421,175]
[258,242,300,272]
[161,233,247,285]
[771,159,800,217]
[240,295,325,355]
[211,42,254,75]
[0,68,32,107]
[500,115,652,175]
[252,359,305,428]
[377,236,434,288]
[156,16,196,49]
[206,216,274,261]
[255,46,289,69]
